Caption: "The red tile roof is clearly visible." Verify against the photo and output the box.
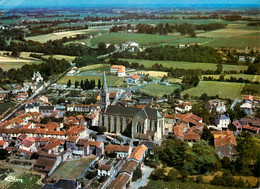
[245,94,253,101]
[98,164,112,171]
[0,140,5,146]
[129,145,147,161]
[84,141,102,148]
[213,131,236,148]
[130,75,140,80]
[105,144,130,153]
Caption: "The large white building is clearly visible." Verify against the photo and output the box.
[110,65,126,77]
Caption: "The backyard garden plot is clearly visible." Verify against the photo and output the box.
[47,156,95,181]
[182,81,244,99]
[121,58,248,72]
[0,56,42,71]
[139,83,181,98]
[90,33,179,46]
[0,168,41,189]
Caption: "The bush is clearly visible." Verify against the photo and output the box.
[195,175,204,183]
[98,126,107,135]
[168,168,179,181]
[133,166,142,181]
[151,168,166,180]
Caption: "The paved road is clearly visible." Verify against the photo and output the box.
[129,165,154,189]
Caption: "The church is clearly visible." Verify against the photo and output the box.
[98,73,164,141]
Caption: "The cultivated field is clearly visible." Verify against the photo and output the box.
[0,51,43,60]
[182,81,244,99]
[139,83,180,98]
[203,74,260,82]
[197,24,260,49]
[25,26,110,43]
[42,55,76,62]
[90,33,179,46]
[121,58,248,72]
[128,70,168,77]
[47,156,95,181]
[0,168,41,189]
[80,64,110,71]
[58,74,125,87]
[0,56,42,71]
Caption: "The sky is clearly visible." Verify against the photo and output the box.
[0,0,260,8]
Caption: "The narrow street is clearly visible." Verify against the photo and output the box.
[129,165,154,189]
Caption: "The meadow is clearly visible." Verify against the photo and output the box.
[203,74,260,82]
[79,64,110,71]
[47,156,95,181]
[42,54,76,62]
[90,32,179,46]
[182,81,244,99]
[139,83,180,98]
[121,58,248,72]
[25,26,110,43]
[197,24,260,49]
[0,55,42,71]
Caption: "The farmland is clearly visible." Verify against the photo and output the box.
[128,70,168,77]
[42,54,76,62]
[120,58,248,72]
[139,83,180,98]
[47,156,96,181]
[0,56,42,71]
[25,26,110,43]
[197,24,260,49]
[80,64,110,72]
[203,74,260,82]
[0,168,41,189]
[90,32,179,46]
[182,81,244,99]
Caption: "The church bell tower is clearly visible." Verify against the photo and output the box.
[100,72,110,108]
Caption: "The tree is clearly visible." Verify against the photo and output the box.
[167,168,179,181]
[98,126,107,135]
[75,80,79,88]
[132,166,142,181]
[216,63,223,74]
[98,42,107,55]
[235,132,259,176]
[126,139,131,144]
[89,132,97,140]
[201,126,214,144]
[117,136,124,144]
[67,79,71,88]
[98,79,101,89]
[0,149,8,160]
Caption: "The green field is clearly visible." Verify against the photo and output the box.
[58,74,125,87]
[47,157,95,181]
[182,81,244,99]
[25,26,110,43]
[161,37,214,46]
[0,56,42,71]
[121,58,248,72]
[42,54,76,62]
[139,83,180,98]
[0,168,41,189]
[242,83,260,94]
[90,32,179,46]
[80,64,110,72]
[197,24,260,49]
[203,74,260,82]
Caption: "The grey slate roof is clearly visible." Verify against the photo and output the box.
[103,105,162,120]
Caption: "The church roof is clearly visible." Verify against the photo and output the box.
[103,105,162,120]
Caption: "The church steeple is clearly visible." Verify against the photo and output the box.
[103,72,107,90]
[100,72,110,108]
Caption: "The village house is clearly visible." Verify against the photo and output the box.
[215,115,231,130]
[0,140,9,149]
[108,172,131,189]
[206,99,226,113]
[105,144,132,159]
[84,141,104,156]
[18,137,37,157]
[110,65,126,77]
[125,75,140,84]
[25,102,40,113]
[42,179,81,189]
[66,104,98,112]
[32,71,43,83]
[98,164,115,177]
[67,66,80,76]
[175,101,192,113]
[211,130,237,159]
[128,144,147,164]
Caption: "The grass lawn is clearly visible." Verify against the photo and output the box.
[90,32,179,46]
[58,74,125,87]
[42,55,76,62]
[182,81,244,99]
[139,83,180,98]
[0,102,16,115]
[0,56,42,71]
[120,58,248,72]
[47,156,95,181]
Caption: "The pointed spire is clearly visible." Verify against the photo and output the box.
[103,72,107,90]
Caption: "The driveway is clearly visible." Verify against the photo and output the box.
[129,165,154,189]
